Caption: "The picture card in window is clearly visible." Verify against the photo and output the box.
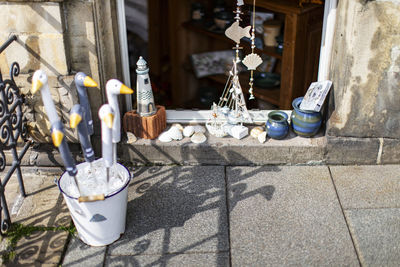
[300,80,333,112]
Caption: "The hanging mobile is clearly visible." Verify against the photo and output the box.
[242,0,263,100]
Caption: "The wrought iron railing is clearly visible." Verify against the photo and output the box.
[0,35,31,234]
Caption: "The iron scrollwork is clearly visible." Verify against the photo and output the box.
[0,35,31,234]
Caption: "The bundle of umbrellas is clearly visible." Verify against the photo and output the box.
[31,70,133,201]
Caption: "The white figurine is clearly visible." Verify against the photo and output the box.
[136,56,156,117]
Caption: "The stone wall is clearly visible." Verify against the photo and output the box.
[0,0,120,142]
[327,0,400,139]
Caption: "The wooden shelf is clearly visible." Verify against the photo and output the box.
[168,0,323,109]
[244,0,322,15]
[206,73,280,106]
[182,21,283,60]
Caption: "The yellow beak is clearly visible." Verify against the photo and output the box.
[119,84,134,94]
[83,76,98,87]
[31,79,43,94]
[51,130,64,147]
[103,113,114,128]
[70,113,82,129]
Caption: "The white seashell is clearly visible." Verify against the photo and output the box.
[183,125,195,137]
[258,131,267,144]
[250,126,264,138]
[126,132,137,143]
[193,125,206,133]
[242,53,263,70]
[158,131,172,142]
[168,126,183,140]
[171,123,183,131]
[191,132,207,144]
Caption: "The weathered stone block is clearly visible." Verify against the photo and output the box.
[2,73,79,142]
[327,0,400,138]
[381,138,400,164]
[326,136,380,165]
[117,131,326,166]
[0,33,68,75]
[0,2,63,34]
[64,1,95,37]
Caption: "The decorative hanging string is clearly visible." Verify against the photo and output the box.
[248,0,257,100]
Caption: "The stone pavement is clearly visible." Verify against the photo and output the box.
[1,165,399,266]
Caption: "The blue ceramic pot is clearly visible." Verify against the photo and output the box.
[266,111,289,140]
[291,97,322,137]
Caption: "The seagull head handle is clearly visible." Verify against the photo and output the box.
[74,72,98,88]
[31,70,48,94]
[106,79,134,95]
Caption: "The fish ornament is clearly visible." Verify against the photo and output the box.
[225,21,251,44]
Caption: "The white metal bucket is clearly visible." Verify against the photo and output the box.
[58,162,131,246]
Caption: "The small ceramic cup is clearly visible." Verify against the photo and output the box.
[266,111,289,140]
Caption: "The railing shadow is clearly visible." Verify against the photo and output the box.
[1,172,71,266]
[101,144,276,266]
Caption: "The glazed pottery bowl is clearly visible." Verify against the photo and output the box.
[291,97,322,137]
[254,72,280,88]
[266,110,289,140]
[214,11,233,29]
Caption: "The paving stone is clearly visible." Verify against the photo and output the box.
[107,166,229,256]
[1,167,70,266]
[345,208,400,267]
[13,169,71,228]
[2,230,68,266]
[330,165,400,209]
[227,166,358,266]
[105,252,229,267]
[62,236,106,267]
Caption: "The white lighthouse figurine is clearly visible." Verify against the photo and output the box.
[136,56,156,117]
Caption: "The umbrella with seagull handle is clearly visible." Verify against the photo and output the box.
[74,72,98,136]
[50,120,81,194]
[31,70,59,125]
[98,104,114,185]
[70,104,95,163]
[105,79,134,163]
[32,70,81,195]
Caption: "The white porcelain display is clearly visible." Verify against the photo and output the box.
[230,125,248,140]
